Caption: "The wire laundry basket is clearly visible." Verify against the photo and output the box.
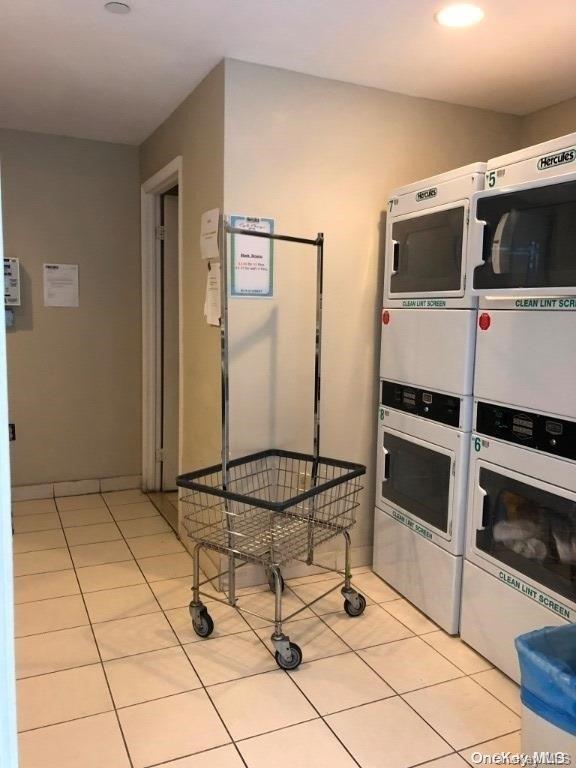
[177,219,367,670]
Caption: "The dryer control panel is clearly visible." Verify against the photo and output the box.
[381,381,461,427]
[476,401,576,461]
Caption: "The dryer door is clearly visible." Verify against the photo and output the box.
[473,178,576,294]
[471,460,576,606]
[387,202,466,297]
[376,425,455,541]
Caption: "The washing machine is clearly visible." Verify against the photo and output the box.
[384,162,485,310]
[461,406,576,682]
[373,382,472,633]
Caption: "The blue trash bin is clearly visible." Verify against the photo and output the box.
[515,625,576,758]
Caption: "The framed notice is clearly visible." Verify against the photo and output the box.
[230,215,274,298]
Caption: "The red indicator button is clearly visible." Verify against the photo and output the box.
[382,310,390,325]
[479,312,491,331]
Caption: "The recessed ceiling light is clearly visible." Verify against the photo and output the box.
[105,2,131,14]
[435,3,484,27]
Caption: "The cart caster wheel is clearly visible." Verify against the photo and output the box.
[344,593,366,617]
[267,569,285,594]
[275,642,302,670]
[191,607,214,638]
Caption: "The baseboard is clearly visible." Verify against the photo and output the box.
[12,474,142,501]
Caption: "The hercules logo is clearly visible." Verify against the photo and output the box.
[537,148,576,170]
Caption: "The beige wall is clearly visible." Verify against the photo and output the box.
[224,60,521,565]
[1,129,141,487]
[139,62,225,477]
[521,97,576,147]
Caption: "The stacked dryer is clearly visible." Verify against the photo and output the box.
[373,163,486,633]
[461,133,576,682]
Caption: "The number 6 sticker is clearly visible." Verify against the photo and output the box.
[473,437,482,452]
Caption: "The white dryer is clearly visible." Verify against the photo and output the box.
[373,382,472,633]
[461,408,576,682]
[384,162,485,310]
[468,131,576,305]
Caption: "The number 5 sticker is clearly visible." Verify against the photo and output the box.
[486,171,496,188]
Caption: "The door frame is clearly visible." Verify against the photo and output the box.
[141,157,183,491]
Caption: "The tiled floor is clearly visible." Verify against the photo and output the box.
[13,492,522,768]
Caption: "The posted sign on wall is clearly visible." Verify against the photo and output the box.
[230,215,274,298]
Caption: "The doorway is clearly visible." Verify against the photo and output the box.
[141,158,183,531]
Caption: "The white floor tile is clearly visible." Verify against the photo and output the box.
[322,604,413,650]
[158,745,244,768]
[70,539,133,568]
[137,552,194,582]
[13,513,61,533]
[103,489,148,506]
[93,611,178,661]
[17,664,113,731]
[149,575,199,610]
[327,696,451,768]
[127,532,185,559]
[288,651,394,715]
[119,689,230,768]
[110,501,160,521]
[184,630,277,686]
[349,571,399,603]
[470,668,521,715]
[459,732,521,765]
[76,560,145,593]
[291,577,374,616]
[60,507,114,528]
[64,522,122,546]
[105,646,202,708]
[422,631,493,674]
[208,669,316,741]
[13,548,72,577]
[13,529,66,554]
[404,677,521,750]
[84,583,160,623]
[165,602,250,644]
[16,625,100,678]
[419,756,469,768]
[15,595,88,637]
[56,494,105,512]
[256,616,348,662]
[117,514,171,538]
[239,589,314,629]
[381,598,439,634]
[18,712,131,768]
[12,498,56,516]
[238,718,358,768]
[359,636,463,693]
[14,570,79,604]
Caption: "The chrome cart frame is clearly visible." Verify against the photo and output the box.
[176,219,366,669]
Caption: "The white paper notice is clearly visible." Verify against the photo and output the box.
[43,263,79,307]
[204,264,221,326]
[230,215,274,298]
[200,208,220,261]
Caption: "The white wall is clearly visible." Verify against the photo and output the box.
[223,59,521,565]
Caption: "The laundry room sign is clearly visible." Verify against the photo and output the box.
[229,215,274,298]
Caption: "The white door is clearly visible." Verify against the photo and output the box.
[0,177,18,764]
[160,193,179,490]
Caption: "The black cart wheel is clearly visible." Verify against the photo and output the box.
[267,569,285,594]
[192,608,214,638]
[344,593,366,617]
[275,642,302,670]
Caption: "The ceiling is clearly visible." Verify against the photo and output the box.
[1,0,575,145]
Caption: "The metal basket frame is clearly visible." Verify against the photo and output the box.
[176,219,367,668]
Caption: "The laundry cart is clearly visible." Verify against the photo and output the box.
[177,219,366,670]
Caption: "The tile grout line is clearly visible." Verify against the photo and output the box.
[103,493,251,768]
[51,494,137,768]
